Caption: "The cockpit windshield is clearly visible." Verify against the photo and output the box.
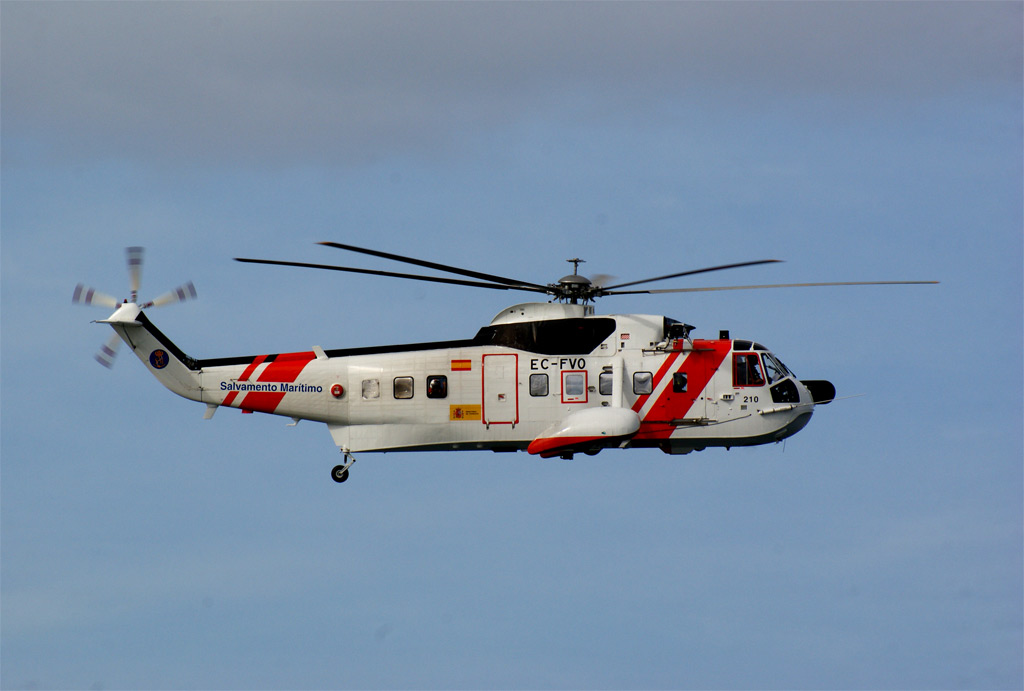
[733,348,794,388]
[762,352,793,383]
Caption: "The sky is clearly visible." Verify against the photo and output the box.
[2,2,1022,689]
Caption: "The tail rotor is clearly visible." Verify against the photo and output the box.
[126,246,143,303]
[73,247,197,367]
[72,284,119,309]
[94,332,121,368]
[141,281,197,309]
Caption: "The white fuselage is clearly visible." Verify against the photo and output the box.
[108,302,820,457]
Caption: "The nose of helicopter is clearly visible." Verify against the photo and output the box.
[801,379,836,405]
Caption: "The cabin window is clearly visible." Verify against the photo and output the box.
[564,373,585,396]
[598,372,614,396]
[361,379,380,400]
[393,376,414,399]
[561,371,588,403]
[529,373,549,396]
[474,317,616,355]
[734,353,765,387]
[426,375,447,399]
[672,372,688,392]
[633,371,653,395]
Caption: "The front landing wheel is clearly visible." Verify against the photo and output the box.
[331,465,350,483]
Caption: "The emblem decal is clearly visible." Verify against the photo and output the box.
[149,349,169,369]
[449,404,482,421]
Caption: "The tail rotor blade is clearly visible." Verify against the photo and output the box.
[72,283,119,309]
[142,281,197,309]
[126,247,144,302]
[94,333,121,368]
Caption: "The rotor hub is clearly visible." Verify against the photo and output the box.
[557,273,591,288]
[553,274,594,303]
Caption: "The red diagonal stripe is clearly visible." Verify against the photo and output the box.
[256,351,316,383]
[222,354,269,408]
[635,340,731,440]
[239,354,268,381]
[241,351,316,414]
[631,350,682,413]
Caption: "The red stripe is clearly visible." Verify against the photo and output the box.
[257,351,317,383]
[631,350,682,413]
[222,354,269,408]
[239,354,268,382]
[634,340,731,441]
[240,351,316,414]
[527,435,604,457]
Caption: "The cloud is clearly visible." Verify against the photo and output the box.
[2,2,1019,168]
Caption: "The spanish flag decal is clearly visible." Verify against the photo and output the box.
[451,359,472,371]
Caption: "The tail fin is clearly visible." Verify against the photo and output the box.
[99,303,203,402]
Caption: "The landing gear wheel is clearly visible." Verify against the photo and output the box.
[332,450,356,484]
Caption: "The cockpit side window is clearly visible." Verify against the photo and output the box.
[734,353,765,387]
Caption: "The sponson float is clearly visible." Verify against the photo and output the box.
[75,243,936,484]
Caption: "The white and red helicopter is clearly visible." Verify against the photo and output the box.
[74,243,936,483]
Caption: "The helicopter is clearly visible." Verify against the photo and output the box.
[74,243,937,483]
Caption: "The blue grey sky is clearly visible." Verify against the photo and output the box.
[2,2,1021,689]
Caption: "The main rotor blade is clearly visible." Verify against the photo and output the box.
[318,241,550,291]
[599,259,783,291]
[604,280,939,295]
[235,257,551,293]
